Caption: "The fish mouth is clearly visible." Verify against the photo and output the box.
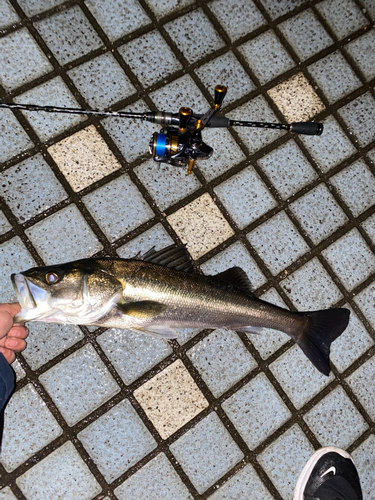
[11,274,52,322]
[11,273,37,310]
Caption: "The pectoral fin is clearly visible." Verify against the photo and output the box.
[133,325,178,339]
[117,301,167,319]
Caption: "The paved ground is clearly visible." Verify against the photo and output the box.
[0,0,375,499]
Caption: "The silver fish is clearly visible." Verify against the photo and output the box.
[11,245,349,375]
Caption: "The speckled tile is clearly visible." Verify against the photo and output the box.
[25,204,103,264]
[322,229,375,290]
[0,237,36,302]
[0,108,34,163]
[85,0,150,42]
[118,31,182,88]
[258,140,318,200]
[150,74,208,112]
[289,183,348,244]
[223,373,291,449]
[78,399,157,483]
[270,345,334,410]
[34,6,103,65]
[351,434,375,500]
[114,453,193,500]
[164,9,224,64]
[0,211,12,235]
[134,160,201,211]
[200,240,266,290]
[187,329,257,398]
[214,166,277,229]
[238,31,295,85]
[22,323,84,370]
[167,193,235,259]
[316,0,368,39]
[195,52,256,106]
[345,30,375,81]
[361,0,375,17]
[16,441,101,500]
[280,258,343,310]
[247,211,310,275]
[208,463,273,500]
[134,359,208,439]
[0,487,17,500]
[258,424,314,500]
[330,160,375,217]
[208,0,265,41]
[362,213,375,244]
[47,125,122,192]
[0,154,67,223]
[176,328,203,346]
[97,328,172,386]
[308,51,361,103]
[146,0,194,19]
[68,53,135,109]
[304,386,368,448]
[261,0,306,19]
[278,9,333,61]
[16,0,65,16]
[170,412,244,494]
[116,224,174,258]
[39,343,120,426]
[0,0,19,29]
[0,28,53,91]
[355,283,375,330]
[337,91,375,147]
[299,115,356,173]
[347,355,375,420]
[11,359,26,381]
[267,72,326,122]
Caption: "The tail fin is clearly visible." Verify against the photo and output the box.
[297,308,350,376]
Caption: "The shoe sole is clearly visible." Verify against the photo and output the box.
[293,446,353,500]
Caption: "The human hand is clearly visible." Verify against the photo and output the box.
[0,304,28,363]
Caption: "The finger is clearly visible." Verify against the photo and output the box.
[8,326,28,339]
[0,347,16,364]
[5,337,26,352]
[0,303,21,318]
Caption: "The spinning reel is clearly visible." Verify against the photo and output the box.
[0,84,323,175]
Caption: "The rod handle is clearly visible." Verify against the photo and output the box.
[290,122,323,135]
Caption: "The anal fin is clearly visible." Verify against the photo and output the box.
[133,325,178,339]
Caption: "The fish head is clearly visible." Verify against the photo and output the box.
[11,260,123,325]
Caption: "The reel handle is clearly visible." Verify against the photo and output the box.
[179,107,192,132]
[214,85,227,109]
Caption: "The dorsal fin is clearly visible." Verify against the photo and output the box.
[210,267,255,297]
[135,244,193,273]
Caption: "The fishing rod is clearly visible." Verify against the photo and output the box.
[0,85,323,174]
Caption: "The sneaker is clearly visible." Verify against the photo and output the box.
[293,446,362,500]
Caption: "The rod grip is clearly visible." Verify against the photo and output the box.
[290,122,323,135]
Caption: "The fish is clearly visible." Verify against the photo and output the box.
[11,244,349,376]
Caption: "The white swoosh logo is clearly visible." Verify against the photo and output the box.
[321,466,336,477]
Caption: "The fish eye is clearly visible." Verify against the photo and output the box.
[45,272,59,284]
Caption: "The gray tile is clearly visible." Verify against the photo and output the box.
[170,412,244,494]
[260,0,306,19]
[270,345,334,410]
[354,282,375,330]
[17,0,64,16]
[39,343,120,426]
[146,0,194,19]
[14,77,85,142]
[0,108,34,163]
[0,28,52,91]
[115,453,192,500]
[278,9,333,61]
[299,115,356,173]
[352,434,375,500]
[0,487,17,500]
[304,386,368,448]
[83,174,153,242]
[280,258,343,310]
[0,237,36,303]
[78,399,157,483]
[360,0,375,18]
[134,160,201,211]
[150,74,208,112]
[316,0,368,39]
[118,31,182,87]
[195,52,255,107]
[238,30,295,85]
[308,51,362,103]
[248,211,310,275]
[22,323,84,370]
[0,384,62,472]
[200,240,266,290]
[176,328,203,346]
[35,6,103,65]
[0,0,19,29]
[258,425,314,500]
[208,0,266,41]
[289,183,348,244]
[0,211,12,235]
[97,328,172,385]
[227,96,285,153]
[222,373,291,450]
[85,0,150,42]
[330,159,375,216]
[214,166,277,229]
[258,140,318,199]
[68,53,135,109]
[322,229,375,290]
[362,213,375,245]
[116,224,174,259]
[207,463,273,500]
[25,204,103,264]
[347,355,375,420]
[187,329,257,397]
[16,441,101,500]
[0,154,68,223]
[345,30,375,81]
[164,9,224,64]
[337,92,375,147]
